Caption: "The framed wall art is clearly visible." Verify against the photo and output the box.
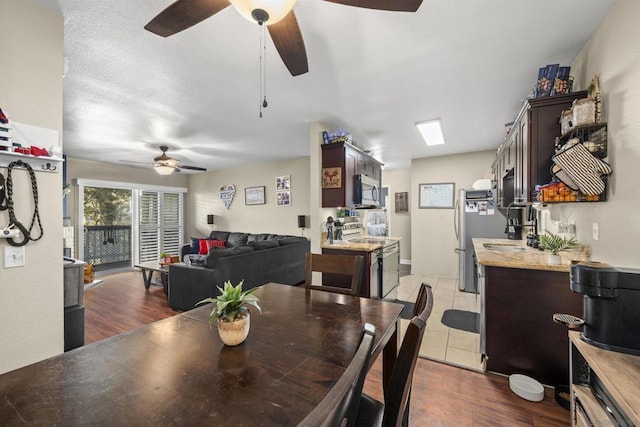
[418,182,455,209]
[276,191,291,207]
[395,192,409,213]
[322,167,342,189]
[276,175,290,191]
[276,175,291,206]
[244,186,266,205]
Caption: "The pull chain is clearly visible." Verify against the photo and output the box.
[258,22,268,118]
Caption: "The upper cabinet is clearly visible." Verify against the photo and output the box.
[493,91,588,207]
[321,141,383,208]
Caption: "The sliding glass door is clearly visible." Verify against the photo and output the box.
[83,186,132,272]
[77,179,186,271]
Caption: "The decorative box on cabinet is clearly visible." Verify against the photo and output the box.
[493,91,588,207]
[321,141,382,208]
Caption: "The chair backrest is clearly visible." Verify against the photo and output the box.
[298,323,376,427]
[383,283,434,427]
[304,253,364,296]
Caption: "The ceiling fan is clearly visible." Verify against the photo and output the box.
[120,145,207,175]
[144,0,424,76]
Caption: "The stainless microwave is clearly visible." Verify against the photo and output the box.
[354,174,380,208]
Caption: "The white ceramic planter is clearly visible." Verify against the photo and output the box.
[217,315,250,346]
[548,254,561,265]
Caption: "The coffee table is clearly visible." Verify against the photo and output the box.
[134,261,170,294]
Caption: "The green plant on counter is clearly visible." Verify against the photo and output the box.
[539,232,577,255]
[196,280,261,327]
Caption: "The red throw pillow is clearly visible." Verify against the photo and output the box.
[210,239,226,249]
[199,239,226,255]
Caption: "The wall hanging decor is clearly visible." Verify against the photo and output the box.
[219,184,236,209]
[395,192,409,213]
[276,175,291,207]
[419,182,455,209]
[322,167,342,188]
[245,186,266,205]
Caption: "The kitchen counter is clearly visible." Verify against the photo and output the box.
[321,237,400,252]
[473,238,590,272]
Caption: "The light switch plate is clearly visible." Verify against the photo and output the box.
[4,246,25,268]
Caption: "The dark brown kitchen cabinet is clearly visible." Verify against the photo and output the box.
[484,266,583,386]
[322,141,382,208]
[493,91,587,207]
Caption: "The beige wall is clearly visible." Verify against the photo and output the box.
[382,168,412,262]
[186,157,311,238]
[0,0,64,373]
[552,0,639,268]
[410,150,496,277]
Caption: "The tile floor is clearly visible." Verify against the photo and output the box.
[396,273,484,372]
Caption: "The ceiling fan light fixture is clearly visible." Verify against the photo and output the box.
[153,164,176,175]
[230,0,297,24]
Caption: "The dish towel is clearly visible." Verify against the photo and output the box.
[552,143,612,195]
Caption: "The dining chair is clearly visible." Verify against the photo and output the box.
[355,283,434,427]
[298,323,376,427]
[304,252,364,296]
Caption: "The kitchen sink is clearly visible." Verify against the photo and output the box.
[482,243,526,252]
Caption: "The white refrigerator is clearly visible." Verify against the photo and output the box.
[454,189,507,293]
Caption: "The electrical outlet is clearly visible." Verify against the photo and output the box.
[592,223,599,241]
[4,246,25,268]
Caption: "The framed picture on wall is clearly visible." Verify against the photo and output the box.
[418,182,455,209]
[276,190,291,207]
[245,186,266,205]
[395,192,409,213]
[276,175,290,191]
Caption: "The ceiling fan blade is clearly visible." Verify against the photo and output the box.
[267,11,308,76]
[120,160,152,166]
[179,164,207,171]
[145,0,231,37]
[322,0,423,12]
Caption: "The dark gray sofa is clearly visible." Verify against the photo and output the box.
[168,231,310,311]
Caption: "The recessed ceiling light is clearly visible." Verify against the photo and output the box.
[416,119,445,146]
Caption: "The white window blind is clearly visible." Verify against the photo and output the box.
[139,191,159,262]
[138,191,183,262]
[162,192,183,257]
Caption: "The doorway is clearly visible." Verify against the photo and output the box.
[76,179,186,274]
[82,186,133,273]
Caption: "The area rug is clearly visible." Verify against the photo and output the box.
[392,300,415,320]
[441,309,480,334]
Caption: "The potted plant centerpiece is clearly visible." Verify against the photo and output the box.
[539,232,577,265]
[196,280,261,346]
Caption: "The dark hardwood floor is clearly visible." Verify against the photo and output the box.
[84,270,179,344]
[84,270,570,426]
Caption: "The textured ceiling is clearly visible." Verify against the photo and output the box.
[37,0,614,172]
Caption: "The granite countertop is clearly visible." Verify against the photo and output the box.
[473,238,591,272]
[321,237,400,252]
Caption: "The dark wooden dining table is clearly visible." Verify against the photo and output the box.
[0,283,402,426]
